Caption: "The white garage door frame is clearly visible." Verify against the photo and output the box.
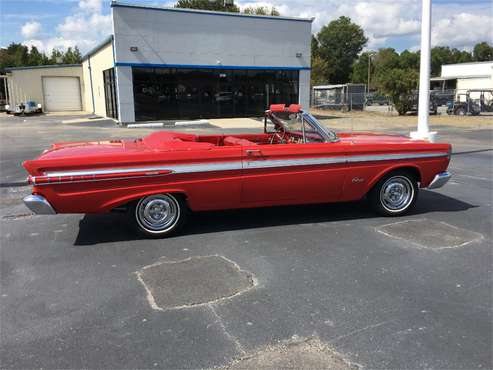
[42,76,82,112]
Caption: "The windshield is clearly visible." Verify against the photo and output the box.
[271,111,338,143]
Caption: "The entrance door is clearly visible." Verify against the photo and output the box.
[42,77,81,111]
[103,68,118,119]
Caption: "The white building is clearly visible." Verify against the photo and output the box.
[441,61,493,91]
[431,61,493,102]
[6,1,313,123]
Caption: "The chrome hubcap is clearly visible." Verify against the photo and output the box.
[380,176,413,212]
[136,195,179,232]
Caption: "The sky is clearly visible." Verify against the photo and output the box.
[1,0,492,55]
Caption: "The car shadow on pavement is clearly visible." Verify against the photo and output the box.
[74,191,476,246]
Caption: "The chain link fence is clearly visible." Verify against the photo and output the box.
[312,90,392,112]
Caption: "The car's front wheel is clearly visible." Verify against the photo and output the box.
[132,193,187,237]
[368,171,418,216]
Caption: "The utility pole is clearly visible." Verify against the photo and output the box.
[367,52,375,94]
[411,0,437,142]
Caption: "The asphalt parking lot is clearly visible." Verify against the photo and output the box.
[0,113,492,369]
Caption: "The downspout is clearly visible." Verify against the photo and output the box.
[88,56,95,114]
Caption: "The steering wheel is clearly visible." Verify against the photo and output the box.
[269,126,286,144]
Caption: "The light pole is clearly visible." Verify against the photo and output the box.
[411,0,437,142]
[367,52,376,94]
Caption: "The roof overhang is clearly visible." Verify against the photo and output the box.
[110,1,314,23]
[82,35,113,61]
[5,64,81,72]
[441,75,491,80]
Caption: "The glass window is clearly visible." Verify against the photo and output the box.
[103,68,118,120]
[132,67,300,121]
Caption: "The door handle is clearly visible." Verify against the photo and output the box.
[245,149,262,157]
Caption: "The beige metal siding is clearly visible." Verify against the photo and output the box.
[82,42,115,117]
[7,66,85,111]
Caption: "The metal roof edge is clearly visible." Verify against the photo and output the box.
[81,35,114,61]
[5,64,82,72]
[110,1,314,23]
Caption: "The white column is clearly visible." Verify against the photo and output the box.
[114,66,135,124]
[411,0,437,142]
[299,69,311,111]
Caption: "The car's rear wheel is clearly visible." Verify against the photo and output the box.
[455,107,466,116]
[132,193,187,237]
[368,171,418,216]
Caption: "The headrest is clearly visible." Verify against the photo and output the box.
[268,104,302,113]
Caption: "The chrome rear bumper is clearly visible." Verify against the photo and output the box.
[23,195,56,215]
[427,171,451,189]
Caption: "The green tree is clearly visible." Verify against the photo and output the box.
[174,0,239,12]
[473,42,493,61]
[311,55,330,86]
[316,16,367,84]
[243,6,279,16]
[311,35,320,58]
[350,51,373,84]
[371,48,400,91]
[399,49,419,70]
[62,46,82,64]
[0,43,29,68]
[27,46,47,66]
[450,48,472,64]
[49,49,64,64]
[379,68,418,115]
[431,46,454,76]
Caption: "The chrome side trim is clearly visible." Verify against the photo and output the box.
[427,171,451,189]
[246,152,447,169]
[245,156,342,169]
[346,152,447,163]
[33,152,448,185]
[23,194,56,214]
[44,161,242,178]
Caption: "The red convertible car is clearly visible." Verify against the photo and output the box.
[23,104,451,237]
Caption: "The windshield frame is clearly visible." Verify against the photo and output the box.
[266,108,339,143]
[302,113,339,143]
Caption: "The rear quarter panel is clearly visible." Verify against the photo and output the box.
[340,141,451,201]
[27,146,243,213]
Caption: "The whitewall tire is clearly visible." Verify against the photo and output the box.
[132,194,187,237]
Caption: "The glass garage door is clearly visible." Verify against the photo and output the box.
[132,67,299,121]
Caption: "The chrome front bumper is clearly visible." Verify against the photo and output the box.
[427,171,452,189]
[23,195,56,215]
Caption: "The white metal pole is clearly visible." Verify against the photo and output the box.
[411,0,437,142]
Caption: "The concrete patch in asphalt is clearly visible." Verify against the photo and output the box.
[136,255,256,310]
[376,219,483,250]
[221,337,359,370]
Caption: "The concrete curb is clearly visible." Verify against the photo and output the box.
[126,119,210,128]
[127,122,165,128]
[175,119,209,126]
